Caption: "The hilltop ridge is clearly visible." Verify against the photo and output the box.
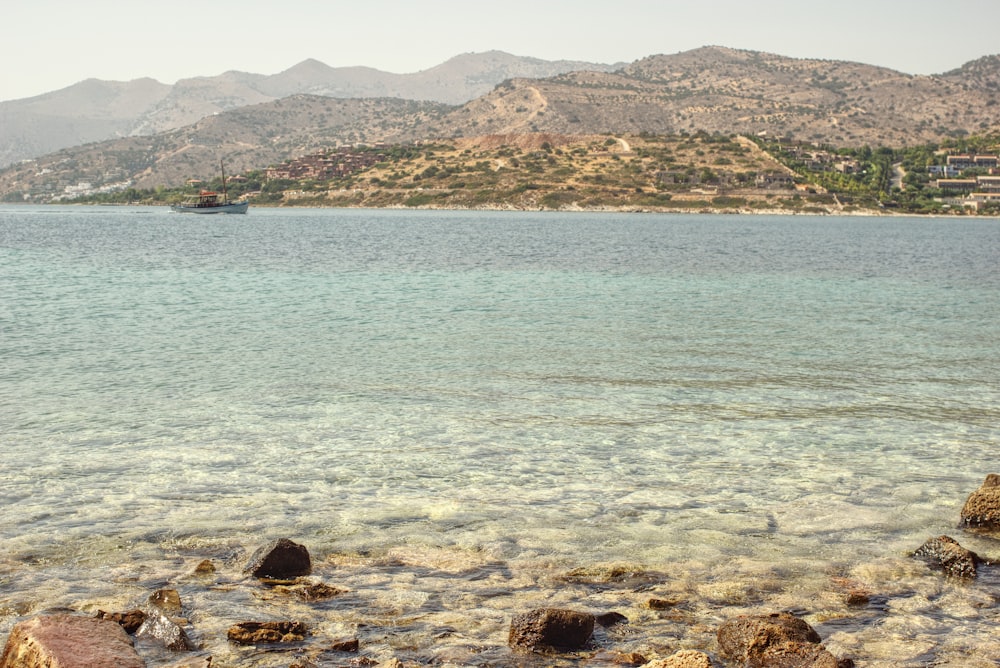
[0,52,622,168]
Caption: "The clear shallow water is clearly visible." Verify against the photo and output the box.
[1,205,999,666]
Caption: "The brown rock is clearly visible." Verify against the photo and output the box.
[243,538,312,579]
[643,650,713,667]
[274,581,345,601]
[646,597,681,610]
[595,611,629,627]
[95,608,147,634]
[508,608,595,651]
[913,535,979,579]
[299,582,344,600]
[329,637,360,652]
[752,641,842,667]
[843,589,870,607]
[227,621,307,645]
[960,474,1000,530]
[0,613,144,668]
[717,612,822,664]
[192,559,216,575]
[148,588,183,613]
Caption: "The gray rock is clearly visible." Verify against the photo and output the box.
[135,607,194,651]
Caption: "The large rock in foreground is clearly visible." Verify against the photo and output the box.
[960,474,1000,531]
[243,538,311,579]
[717,612,844,667]
[0,613,144,668]
[508,608,595,651]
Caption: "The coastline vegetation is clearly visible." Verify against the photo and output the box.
[65,132,1000,216]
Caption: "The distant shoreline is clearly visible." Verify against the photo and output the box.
[8,201,1000,219]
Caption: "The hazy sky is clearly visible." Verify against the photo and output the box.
[4,0,998,102]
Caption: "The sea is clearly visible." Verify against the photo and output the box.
[1,205,998,666]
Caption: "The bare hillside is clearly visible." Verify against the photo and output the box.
[0,96,449,197]
[419,47,1000,146]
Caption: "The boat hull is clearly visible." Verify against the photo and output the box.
[170,201,249,214]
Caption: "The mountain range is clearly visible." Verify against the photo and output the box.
[2,47,999,201]
[0,51,622,169]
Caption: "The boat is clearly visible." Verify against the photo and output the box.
[170,161,249,214]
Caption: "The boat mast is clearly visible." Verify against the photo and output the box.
[221,160,228,204]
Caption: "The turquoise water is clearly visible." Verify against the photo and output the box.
[1,205,999,666]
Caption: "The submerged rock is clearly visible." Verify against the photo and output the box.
[717,612,844,667]
[227,621,307,645]
[243,538,312,579]
[508,608,595,651]
[591,649,647,665]
[643,649,713,667]
[913,535,980,579]
[272,580,345,602]
[192,559,216,575]
[158,656,213,667]
[328,637,360,652]
[960,473,1000,531]
[646,597,682,610]
[0,613,144,668]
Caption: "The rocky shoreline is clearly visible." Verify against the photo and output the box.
[2,476,999,667]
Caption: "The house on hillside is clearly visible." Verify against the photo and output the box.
[975,175,1000,192]
[655,170,693,185]
[965,192,1000,210]
[834,159,860,174]
[265,148,382,182]
[928,165,962,177]
[755,172,794,188]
